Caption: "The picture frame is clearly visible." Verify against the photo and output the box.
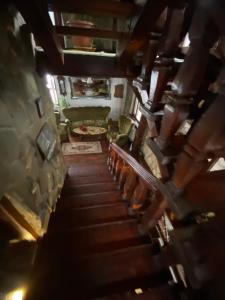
[69,77,111,100]
[36,123,57,161]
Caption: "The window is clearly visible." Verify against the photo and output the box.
[46,74,58,105]
[130,94,142,123]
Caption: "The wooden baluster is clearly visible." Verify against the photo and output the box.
[137,34,161,92]
[172,93,225,190]
[149,65,172,113]
[156,100,189,150]
[114,156,123,181]
[149,6,186,113]
[108,150,113,172]
[122,170,137,201]
[131,114,148,156]
[142,6,187,140]
[130,34,163,155]
[155,3,219,150]
[107,145,112,168]
[142,192,168,229]
[172,3,219,97]
[110,151,117,176]
[164,90,225,217]
[118,165,130,191]
[142,36,161,79]
[130,178,149,210]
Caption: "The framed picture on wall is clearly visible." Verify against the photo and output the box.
[36,123,57,161]
[69,77,111,99]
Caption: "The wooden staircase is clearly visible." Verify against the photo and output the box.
[25,144,180,300]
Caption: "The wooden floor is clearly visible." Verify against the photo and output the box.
[25,139,175,300]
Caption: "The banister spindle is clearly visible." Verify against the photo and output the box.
[172,93,225,190]
[114,156,124,181]
[107,145,112,167]
[156,2,219,151]
[108,150,116,174]
[118,165,131,191]
[130,178,149,211]
[149,6,186,113]
[111,151,118,176]
[156,100,189,150]
[142,193,168,230]
[122,169,137,201]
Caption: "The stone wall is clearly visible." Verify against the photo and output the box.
[0,6,65,237]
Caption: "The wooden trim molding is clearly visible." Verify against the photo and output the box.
[0,196,41,240]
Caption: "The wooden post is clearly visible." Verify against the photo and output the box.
[142,193,168,230]
[118,165,130,191]
[172,93,225,190]
[114,157,124,181]
[148,6,186,112]
[155,2,219,151]
[131,179,149,210]
[122,170,137,201]
[131,115,147,156]
[156,100,189,150]
[110,151,118,176]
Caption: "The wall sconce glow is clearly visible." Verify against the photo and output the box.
[6,289,25,300]
[134,288,143,295]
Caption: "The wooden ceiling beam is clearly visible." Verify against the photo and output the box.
[48,0,139,18]
[119,0,168,64]
[55,25,129,41]
[14,0,63,66]
[36,51,133,78]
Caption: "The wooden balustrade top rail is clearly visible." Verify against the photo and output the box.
[109,143,169,198]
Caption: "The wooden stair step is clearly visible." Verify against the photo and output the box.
[65,155,107,166]
[51,203,132,227]
[57,191,123,208]
[44,219,149,255]
[91,285,176,300]
[27,245,171,300]
[67,165,110,177]
[78,245,170,298]
[61,182,119,196]
[64,174,114,186]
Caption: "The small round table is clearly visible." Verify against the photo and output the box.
[73,126,107,140]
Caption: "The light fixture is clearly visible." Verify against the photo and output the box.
[134,288,143,294]
[6,289,25,300]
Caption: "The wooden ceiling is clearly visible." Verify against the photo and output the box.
[13,0,169,77]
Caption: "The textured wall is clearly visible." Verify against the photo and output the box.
[0,6,65,236]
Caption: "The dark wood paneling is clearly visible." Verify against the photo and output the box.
[55,25,129,40]
[14,1,63,66]
[36,51,130,77]
[48,0,139,18]
[120,0,168,63]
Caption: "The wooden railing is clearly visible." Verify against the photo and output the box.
[108,143,169,211]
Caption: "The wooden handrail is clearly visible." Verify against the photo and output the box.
[109,143,169,198]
